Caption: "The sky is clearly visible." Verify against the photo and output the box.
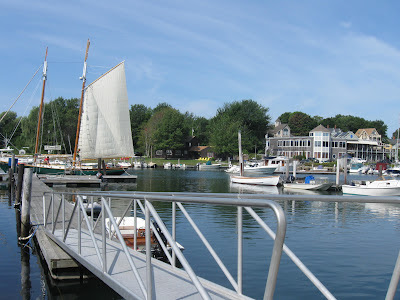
[1,0,400,137]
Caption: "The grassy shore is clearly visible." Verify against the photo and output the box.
[140,157,230,166]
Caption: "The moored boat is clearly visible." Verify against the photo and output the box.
[230,175,281,186]
[105,216,184,257]
[283,175,332,191]
[342,176,400,196]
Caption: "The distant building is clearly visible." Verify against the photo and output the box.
[266,123,386,162]
[154,136,215,159]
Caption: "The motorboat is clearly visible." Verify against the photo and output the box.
[349,163,369,174]
[105,216,184,258]
[198,162,221,170]
[225,163,276,174]
[263,156,292,173]
[230,175,281,186]
[283,175,332,191]
[342,176,400,196]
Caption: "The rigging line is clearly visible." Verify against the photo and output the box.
[0,64,42,123]
[8,77,42,142]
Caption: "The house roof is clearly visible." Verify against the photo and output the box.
[355,128,379,137]
[189,146,210,152]
[310,124,330,132]
[269,123,289,134]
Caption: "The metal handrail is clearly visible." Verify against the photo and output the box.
[41,190,400,299]
[43,191,287,300]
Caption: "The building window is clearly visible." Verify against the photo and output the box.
[166,150,173,156]
[315,141,321,147]
[156,150,163,156]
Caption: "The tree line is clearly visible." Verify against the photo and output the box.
[0,97,393,159]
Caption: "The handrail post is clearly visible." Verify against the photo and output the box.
[51,192,54,232]
[145,199,153,299]
[172,201,176,267]
[386,250,400,300]
[43,194,46,228]
[90,196,94,228]
[237,206,243,294]
[62,194,65,238]
[78,196,81,255]
[134,199,137,251]
[102,197,107,273]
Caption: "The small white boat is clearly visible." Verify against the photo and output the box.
[106,217,184,255]
[225,163,277,174]
[284,182,331,191]
[342,177,400,196]
[230,175,280,186]
[198,163,221,170]
[283,175,332,191]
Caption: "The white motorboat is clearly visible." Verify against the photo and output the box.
[198,163,221,170]
[106,216,184,256]
[284,182,331,191]
[225,163,277,174]
[342,176,400,196]
[230,175,281,186]
[283,175,332,191]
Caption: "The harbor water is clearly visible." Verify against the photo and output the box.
[2,169,400,299]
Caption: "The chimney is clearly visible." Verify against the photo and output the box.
[327,124,329,128]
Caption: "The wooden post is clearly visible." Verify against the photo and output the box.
[238,131,243,176]
[336,159,340,187]
[21,168,33,238]
[285,159,290,180]
[292,160,297,179]
[97,158,102,174]
[20,244,31,300]
[8,155,15,194]
[343,158,347,185]
[102,160,106,175]
[15,164,25,204]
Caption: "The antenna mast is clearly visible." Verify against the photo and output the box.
[34,47,48,162]
[73,39,90,166]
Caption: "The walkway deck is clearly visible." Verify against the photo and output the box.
[48,228,249,300]
[30,175,82,279]
[30,174,251,299]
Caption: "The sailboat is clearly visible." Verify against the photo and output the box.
[230,131,281,186]
[26,41,133,175]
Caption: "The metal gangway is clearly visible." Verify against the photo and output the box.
[41,191,400,299]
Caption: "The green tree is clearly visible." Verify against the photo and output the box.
[278,112,292,124]
[0,111,21,149]
[288,112,317,136]
[153,108,186,150]
[130,104,152,150]
[209,99,270,158]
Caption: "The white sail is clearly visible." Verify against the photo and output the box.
[78,62,134,159]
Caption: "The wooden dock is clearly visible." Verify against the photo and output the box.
[102,175,137,183]
[29,175,85,279]
[37,175,101,187]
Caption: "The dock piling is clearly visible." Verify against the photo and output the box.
[21,168,33,238]
[16,164,25,205]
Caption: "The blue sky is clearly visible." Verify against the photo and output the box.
[1,0,400,137]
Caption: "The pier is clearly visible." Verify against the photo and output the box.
[11,167,400,299]
[25,172,286,299]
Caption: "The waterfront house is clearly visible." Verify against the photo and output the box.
[266,123,386,162]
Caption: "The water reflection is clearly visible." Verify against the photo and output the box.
[18,169,400,299]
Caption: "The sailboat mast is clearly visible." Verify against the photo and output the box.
[73,39,90,166]
[34,47,48,163]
